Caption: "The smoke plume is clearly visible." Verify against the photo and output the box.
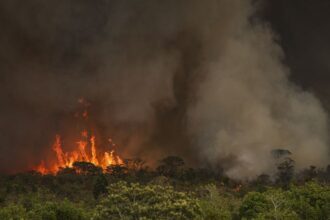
[0,0,328,178]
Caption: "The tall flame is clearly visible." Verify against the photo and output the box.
[36,131,124,174]
[90,136,99,165]
[35,99,123,174]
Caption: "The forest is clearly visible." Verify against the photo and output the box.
[0,153,329,220]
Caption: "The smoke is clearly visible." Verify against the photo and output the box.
[187,19,329,178]
[0,0,328,177]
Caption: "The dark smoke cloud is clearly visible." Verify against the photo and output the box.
[0,0,329,177]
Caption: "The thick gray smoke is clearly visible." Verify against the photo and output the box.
[0,0,328,177]
[187,4,329,177]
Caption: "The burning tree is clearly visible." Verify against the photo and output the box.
[35,99,124,174]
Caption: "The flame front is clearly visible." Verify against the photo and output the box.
[35,98,123,174]
[36,131,124,174]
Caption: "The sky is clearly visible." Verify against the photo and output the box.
[264,0,330,109]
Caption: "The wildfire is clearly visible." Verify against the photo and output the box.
[35,99,124,174]
[36,132,123,174]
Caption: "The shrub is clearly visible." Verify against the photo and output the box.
[29,200,89,220]
[287,182,330,220]
[93,181,201,220]
[198,184,240,219]
[239,189,298,220]
[0,204,28,220]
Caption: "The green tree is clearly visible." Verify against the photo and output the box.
[198,184,240,220]
[239,191,269,219]
[29,199,89,220]
[0,204,27,220]
[93,181,201,220]
[260,189,298,220]
[238,182,330,220]
[286,182,330,220]
[239,189,298,220]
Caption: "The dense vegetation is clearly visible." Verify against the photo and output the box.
[0,155,329,219]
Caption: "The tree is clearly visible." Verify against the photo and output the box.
[239,189,298,220]
[73,161,102,175]
[256,174,271,186]
[240,183,330,219]
[198,184,240,220]
[93,174,108,200]
[0,200,90,220]
[124,158,146,171]
[58,167,77,175]
[315,165,330,183]
[253,174,272,192]
[276,157,295,188]
[93,181,201,220]
[239,191,269,219]
[286,182,330,220]
[297,166,317,183]
[106,164,128,178]
[29,200,89,220]
[0,204,27,220]
[264,189,298,220]
[156,156,185,178]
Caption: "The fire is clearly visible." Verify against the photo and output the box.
[35,131,124,174]
[35,99,124,174]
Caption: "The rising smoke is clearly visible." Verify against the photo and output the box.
[0,0,328,178]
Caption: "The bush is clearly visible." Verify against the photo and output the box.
[239,191,270,219]
[239,189,299,220]
[93,181,201,220]
[287,182,330,220]
[198,184,240,219]
[0,204,28,220]
[238,182,330,220]
[29,199,90,220]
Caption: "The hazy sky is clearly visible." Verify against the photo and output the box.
[264,0,330,108]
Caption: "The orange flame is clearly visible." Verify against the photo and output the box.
[35,99,123,174]
[35,131,124,174]
[90,136,99,165]
[35,161,47,175]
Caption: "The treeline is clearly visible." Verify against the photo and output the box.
[0,155,329,219]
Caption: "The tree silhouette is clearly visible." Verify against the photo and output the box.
[93,174,108,199]
[156,156,185,178]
